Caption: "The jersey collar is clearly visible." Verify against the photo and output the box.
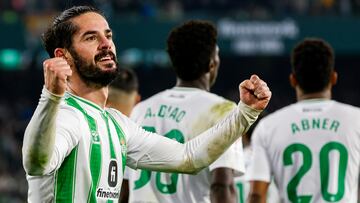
[65,92,105,113]
[172,86,203,91]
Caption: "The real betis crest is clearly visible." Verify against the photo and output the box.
[120,137,127,155]
[91,129,100,143]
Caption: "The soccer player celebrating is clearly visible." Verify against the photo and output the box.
[21,6,271,202]
[247,38,360,203]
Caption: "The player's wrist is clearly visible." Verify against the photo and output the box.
[238,101,262,121]
[42,86,64,103]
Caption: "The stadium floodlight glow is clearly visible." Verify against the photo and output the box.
[0,49,22,70]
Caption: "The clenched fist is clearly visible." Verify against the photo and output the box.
[239,75,271,110]
[43,58,72,96]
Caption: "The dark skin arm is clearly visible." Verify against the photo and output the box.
[120,169,237,203]
[119,179,129,203]
[247,181,270,203]
[210,167,237,203]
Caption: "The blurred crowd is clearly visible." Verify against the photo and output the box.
[0,98,32,202]
[1,0,360,18]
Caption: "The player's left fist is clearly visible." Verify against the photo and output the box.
[239,74,271,110]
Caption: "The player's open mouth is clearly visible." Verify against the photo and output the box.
[95,50,117,64]
[96,53,117,68]
[98,55,114,62]
[98,61,116,69]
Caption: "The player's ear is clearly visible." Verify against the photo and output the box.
[135,93,141,105]
[330,71,338,86]
[289,73,297,88]
[54,48,68,59]
[208,59,215,72]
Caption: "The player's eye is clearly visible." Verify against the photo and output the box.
[106,33,113,40]
[85,35,97,41]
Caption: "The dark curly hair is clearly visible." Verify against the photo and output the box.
[291,38,335,94]
[42,6,104,58]
[167,20,217,81]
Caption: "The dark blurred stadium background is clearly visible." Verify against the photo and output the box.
[1,0,360,202]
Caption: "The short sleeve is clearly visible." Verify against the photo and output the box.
[209,139,245,176]
[123,166,131,180]
[245,120,272,182]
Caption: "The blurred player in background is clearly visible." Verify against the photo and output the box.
[234,111,280,203]
[247,38,360,203]
[126,20,245,203]
[107,68,141,117]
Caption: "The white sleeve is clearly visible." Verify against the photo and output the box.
[22,87,81,175]
[245,121,272,182]
[209,139,245,176]
[123,166,131,180]
[125,102,261,174]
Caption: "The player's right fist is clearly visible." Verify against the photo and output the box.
[43,57,72,96]
[239,74,271,110]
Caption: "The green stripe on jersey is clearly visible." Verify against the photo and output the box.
[54,146,79,202]
[65,97,102,203]
[102,113,116,159]
[108,113,127,173]
[88,142,102,203]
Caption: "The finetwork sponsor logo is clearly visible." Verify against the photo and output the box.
[96,188,120,199]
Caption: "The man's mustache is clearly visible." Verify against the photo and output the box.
[95,50,117,63]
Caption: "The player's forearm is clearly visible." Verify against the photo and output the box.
[119,179,129,203]
[183,101,261,173]
[22,87,62,175]
[247,181,269,203]
[210,184,237,203]
[247,193,267,203]
[210,168,237,203]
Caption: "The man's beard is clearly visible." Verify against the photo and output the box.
[69,47,119,88]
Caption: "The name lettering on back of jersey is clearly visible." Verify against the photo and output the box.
[302,107,323,112]
[169,93,185,99]
[144,105,186,123]
[291,118,340,135]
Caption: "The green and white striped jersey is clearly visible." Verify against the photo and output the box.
[127,87,245,203]
[26,92,130,202]
[23,87,260,203]
[247,99,360,203]
[25,89,188,202]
